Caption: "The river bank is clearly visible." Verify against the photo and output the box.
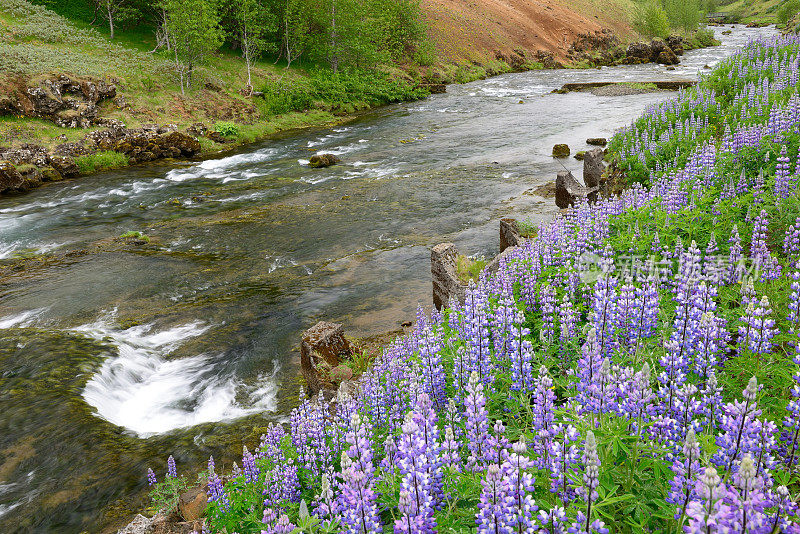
[0,24,777,533]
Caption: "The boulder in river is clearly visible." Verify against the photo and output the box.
[586,137,607,146]
[49,155,79,178]
[552,144,570,158]
[657,47,679,65]
[431,243,467,311]
[555,170,598,209]
[309,154,341,168]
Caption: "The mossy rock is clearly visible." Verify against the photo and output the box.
[552,144,570,158]
[309,154,341,168]
[39,166,64,182]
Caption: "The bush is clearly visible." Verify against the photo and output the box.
[214,121,239,138]
[778,0,800,24]
[634,0,670,37]
[75,151,129,174]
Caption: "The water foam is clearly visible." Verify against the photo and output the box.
[78,318,279,437]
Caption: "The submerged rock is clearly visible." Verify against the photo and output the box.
[552,144,570,158]
[309,154,341,168]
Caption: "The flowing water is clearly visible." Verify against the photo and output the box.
[0,25,776,532]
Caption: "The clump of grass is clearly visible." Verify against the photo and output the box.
[75,151,129,174]
[621,82,659,91]
[456,254,486,283]
[517,219,538,238]
[118,231,149,242]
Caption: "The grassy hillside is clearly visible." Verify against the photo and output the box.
[717,0,784,24]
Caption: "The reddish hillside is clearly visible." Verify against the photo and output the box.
[422,0,636,62]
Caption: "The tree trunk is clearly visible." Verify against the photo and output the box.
[107,4,115,39]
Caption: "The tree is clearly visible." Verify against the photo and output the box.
[233,0,277,92]
[280,0,308,68]
[93,0,139,39]
[635,0,670,37]
[161,0,224,94]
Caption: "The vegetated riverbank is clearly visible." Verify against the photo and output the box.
[133,32,800,534]
[0,0,723,197]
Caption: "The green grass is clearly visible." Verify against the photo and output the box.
[456,254,487,284]
[75,151,129,174]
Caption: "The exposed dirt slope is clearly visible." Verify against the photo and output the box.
[422,0,636,62]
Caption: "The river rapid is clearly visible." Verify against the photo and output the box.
[0,25,776,532]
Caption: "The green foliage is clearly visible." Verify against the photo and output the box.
[148,475,189,513]
[663,0,704,32]
[257,69,427,116]
[634,0,670,37]
[119,230,150,241]
[214,121,239,137]
[778,0,800,24]
[455,254,487,284]
[160,0,224,93]
[75,151,129,174]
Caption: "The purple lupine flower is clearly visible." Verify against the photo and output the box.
[738,296,777,357]
[776,145,791,199]
[147,468,157,487]
[412,393,444,506]
[441,426,461,471]
[475,464,511,534]
[167,455,177,479]
[751,209,782,280]
[576,329,603,403]
[590,249,618,356]
[788,272,800,331]
[501,439,537,533]
[394,490,427,534]
[538,506,568,534]
[262,507,297,534]
[784,221,800,268]
[548,424,581,506]
[560,295,578,346]
[313,472,337,524]
[700,372,723,430]
[668,428,702,521]
[397,411,436,533]
[418,328,447,410]
[208,472,230,511]
[540,284,558,344]
[487,419,510,466]
[242,445,260,484]
[337,450,382,534]
[532,366,556,468]
[727,225,745,284]
[781,344,800,469]
[624,362,653,432]
[694,312,727,380]
[571,431,606,534]
[465,371,491,471]
[508,308,534,393]
[683,467,728,533]
[713,376,762,475]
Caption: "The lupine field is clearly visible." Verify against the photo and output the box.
[148,35,800,533]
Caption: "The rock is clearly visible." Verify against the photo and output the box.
[300,321,354,397]
[117,514,156,534]
[586,137,607,146]
[39,166,64,182]
[626,41,652,62]
[178,487,208,521]
[500,218,522,252]
[431,243,467,311]
[309,154,341,168]
[574,151,585,161]
[657,47,679,66]
[0,160,25,193]
[555,170,598,209]
[186,122,208,137]
[583,147,605,189]
[704,64,712,69]
[17,164,42,189]
[665,35,685,55]
[420,83,447,94]
[330,365,354,383]
[158,132,201,156]
[485,245,519,274]
[552,144,570,158]
[666,66,676,71]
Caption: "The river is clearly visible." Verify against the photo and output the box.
[0,25,776,532]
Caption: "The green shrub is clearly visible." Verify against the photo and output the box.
[634,0,670,37]
[778,0,800,24]
[214,121,240,138]
[75,151,129,174]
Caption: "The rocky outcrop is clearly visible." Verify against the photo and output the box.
[552,144,570,158]
[625,38,682,66]
[49,155,80,178]
[299,321,355,397]
[4,74,118,128]
[90,127,201,164]
[431,243,467,311]
[309,154,341,168]
[500,218,522,252]
[583,147,605,189]
[0,161,25,193]
[555,170,598,209]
